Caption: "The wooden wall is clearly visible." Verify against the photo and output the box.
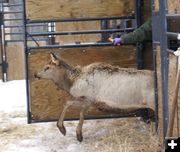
[155,46,180,138]
[26,0,135,20]
[155,45,163,138]
[55,21,101,45]
[26,0,136,63]
[154,0,180,13]
[0,43,25,81]
[168,0,180,13]
[29,46,137,121]
[167,0,180,136]
[6,43,25,80]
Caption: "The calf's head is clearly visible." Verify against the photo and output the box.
[34,53,66,81]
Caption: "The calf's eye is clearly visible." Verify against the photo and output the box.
[44,67,50,71]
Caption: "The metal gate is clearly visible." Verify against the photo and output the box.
[0,0,48,81]
[22,0,153,124]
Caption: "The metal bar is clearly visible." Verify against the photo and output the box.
[26,32,40,47]
[166,14,180,19]
[6,39,47,42]
[5,32,24,35]
[167,49,175,54]
[167,32,179,39]
[30,115,140,123]
[101,20,109,42]
[29,28,134,37]
[159,0,169,138]
[0,0,8,3]
[4,18,23,21]
[29,108,153,123]
[3,11,23,14]
[4,24,47,28]
[27,23,48,27]
[135,0,144,69]
[27,16,135,24]
[28,42,113,50]
[22,0,31,124]
[0,1,8,82]
[3,4,22,7]
[4,25,24,28]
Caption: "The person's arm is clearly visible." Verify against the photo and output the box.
[121,18,152,44]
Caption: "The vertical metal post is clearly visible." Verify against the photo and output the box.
[101,20,109,42]
[152,43,159,132]
[159,0,169,138]
[0,1,8,82]
[135,0,144,69]
[151,0,160,134]
[48,22,56,45]
[22,0,31,124]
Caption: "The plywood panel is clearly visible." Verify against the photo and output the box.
[156,48,180,138]
[167,0,180,13]
[56,21,101,44]
[6,43,25,80]
[154,0,159,12]
[26,0,135,20]
[29,46,137,121]
[168,54,180,136]
[155,45,163,139]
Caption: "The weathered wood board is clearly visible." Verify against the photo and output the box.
[26,0,135,20]
[55,21,101,44]
[156,46,180,138]
[155,45,163,139]
[6,43,25,80]
[29,46,137,121]
[168,54,180,136]
[154,0,180,13]
[168,0,180,13]
[154,0,160,12]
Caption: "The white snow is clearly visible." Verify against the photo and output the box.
[0,80,26,112]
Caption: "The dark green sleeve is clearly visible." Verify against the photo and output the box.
[121,18,152,44]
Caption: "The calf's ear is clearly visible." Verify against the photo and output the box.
[50,52,60,65]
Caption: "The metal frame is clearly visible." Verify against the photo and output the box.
[22,0,148,123]
[135,0,144,69]
[0,0,50,81]
[0,0,8,82]
[2,0,48,43]
[152,0,180,139]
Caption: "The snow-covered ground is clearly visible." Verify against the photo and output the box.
[0,80,160,152]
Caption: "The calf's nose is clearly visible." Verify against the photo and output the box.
[34,73,41,79]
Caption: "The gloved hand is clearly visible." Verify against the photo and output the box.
[113,38,122,45]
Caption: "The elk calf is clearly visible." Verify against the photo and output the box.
[35,53,155,142]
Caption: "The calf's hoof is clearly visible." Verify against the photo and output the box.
[57,125,66,136]
[77,133,83,142]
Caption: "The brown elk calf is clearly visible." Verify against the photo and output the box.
[34,53,155,142]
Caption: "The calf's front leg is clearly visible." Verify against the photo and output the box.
[57,97,91,141]
[57,100,74,136]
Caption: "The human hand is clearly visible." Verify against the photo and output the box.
[113,38,122,45]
